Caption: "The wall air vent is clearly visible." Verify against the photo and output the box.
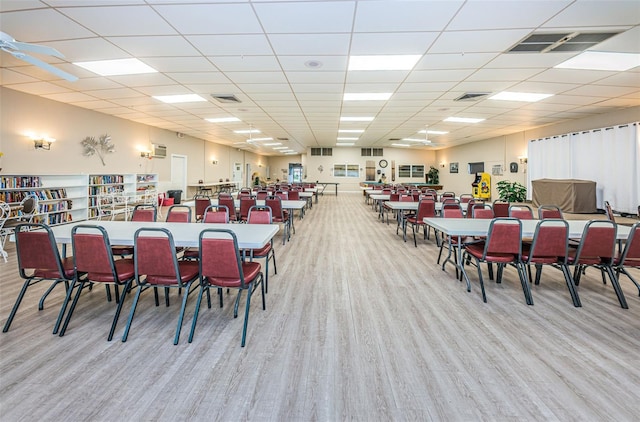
[210,94,241,103]
[507,32,620,53]
[454,92,491,102]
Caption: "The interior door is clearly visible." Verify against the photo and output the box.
[170,154,187,199]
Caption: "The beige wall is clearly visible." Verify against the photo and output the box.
[435,105,640,200]
[2,87,637,198]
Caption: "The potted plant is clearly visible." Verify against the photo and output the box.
[496,180,527,202]
[427,166,439,184]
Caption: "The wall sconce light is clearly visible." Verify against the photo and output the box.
[32,136,56,150]
[518,156,528,164]
[211,160,218,165]
[140,151,151,158]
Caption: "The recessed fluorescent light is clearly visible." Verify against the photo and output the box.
[554,51,640,71]
[338,129,365,133]
[418,129,448,135]
[263,142,281,146]
[444,117,485,124]
[402,138,425,142]
[247,137,273,142]
[340,116,374,122]
[74,58,157,76]
[205,117,241,123]
[273,147,288,150]
[154,94,207,104]
[284,151,297,155]
[391,143,410,147]
[489,91,553,102]
[348,55,422,71]
[337,137,358,141]
[343,93,392,101]
[234,129,260,134]
[336,142,355,146]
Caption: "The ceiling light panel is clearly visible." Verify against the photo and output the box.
[444,117,485,123]
[74,58,158,76]
[340,116,375,122]
[153,94,207,104]
[554,51,640,71]
[348,55,422,71]
[205,117,241,123]
[343,93,392,101]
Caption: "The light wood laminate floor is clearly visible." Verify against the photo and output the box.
[1,193,639,421]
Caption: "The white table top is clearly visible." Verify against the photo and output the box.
[423,218,631,239]
[48,220,279,249]
[187,181,240,187]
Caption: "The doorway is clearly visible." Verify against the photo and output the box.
[289,163,303,184]
[171,154,187,198]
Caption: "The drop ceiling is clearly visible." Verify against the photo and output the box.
[1,0,639,155]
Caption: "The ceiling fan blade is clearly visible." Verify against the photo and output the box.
[11,40,65,58]
[11,51,78,82]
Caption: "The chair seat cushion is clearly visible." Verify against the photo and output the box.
[112,245,134,256]
[146,261,199,285]
[250,243,272,257]
[465,244,517,263]
[33,257,75,279]
[87,259,135,282]
[205,261,262,288]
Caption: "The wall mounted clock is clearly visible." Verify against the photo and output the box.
[379,159,388,168]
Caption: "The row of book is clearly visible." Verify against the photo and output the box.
[0,176,42,189]
[0,189,68,204]
[89,175,124,185]
[34,212,73,225]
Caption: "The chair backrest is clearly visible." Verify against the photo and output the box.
[492,200,510,218]
[256,191,269,200]
[509,205,534,220]
[527,219,569,263]
[275,191,288,200]
[287,190,300,200]
[265,196,285,221]
[199,229,246,288]
[618,222,640,265]
[166,205,192,222]
[389,192,400,202]
[239,197,256,220]
[247,205,272,224]
[472,204,494,219]
[482,218,522,258]
[442,197,460,205]
[134,227,183,285]
[604,201,615,221]
[382,188,392,194]
[218,196,237,220]
[0,201,11,230]
[194,197,212,221]
[465,199,483,218]
[416,199,436,220]
[442,203,464,218]
[14,223,68,280]
[421,193,436,201]
[441,192,456,201]
[573,220,617,264]
[459,194,474,203]
[203,205,229,223]
[400,194,413,202]
[538,205,563,219]
[71,225,118,279]
[131,204,157,222]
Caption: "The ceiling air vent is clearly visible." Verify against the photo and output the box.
[277,137,289,141]
[507,32,620,53]
[210,94,241,103]
[454,92,491,102]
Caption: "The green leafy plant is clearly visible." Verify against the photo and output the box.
[427,166,439,184]
[496,180,527,202]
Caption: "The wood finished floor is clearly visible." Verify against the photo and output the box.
[1,192,639,421]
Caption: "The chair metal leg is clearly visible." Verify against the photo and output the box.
[121,286,144,342]
[560,264,581,307]
[108,280,133,341]
[516,263,534,305]
[188,285,207,343]
[3,279,34,332]
[617,268,640,296]
[475,257,487,302]
[59,281,88,336]
[38,279,65,311]
[604,265,628,309]
[173,281,194,345]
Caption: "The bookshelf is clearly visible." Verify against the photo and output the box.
[0,175,87,225]
[0,173,158,224]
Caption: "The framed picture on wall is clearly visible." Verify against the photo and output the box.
[450,162,458,173]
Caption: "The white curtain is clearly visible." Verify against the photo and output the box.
[527,122,640,214]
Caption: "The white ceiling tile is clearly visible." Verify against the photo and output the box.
[415,53,498,70]
[563,84,640,98]
[44,38,131,62]
[106,36,201,57]
[448,1,571,30]
[429,29,533,54]
[142,57,218,73]
[60,5,177,36]
[466,68,543,82]
[595,72,640,87]
[186,35,273,56]
[287,71,346,84]
[528,69,617,85]
[153,3,262,34]
[210,56,281,72]
[350,32,438,55]
[345,70,409,84]
[354,1,462,32]
[543,1,640,27]
[405,69,476,83]
[42,91,99,102]
[225,71,288,84]
[485,52,576,69]
[0,8,95,41]
[165,72,231,85]
[6,81,70,95]
[268,34,351,55]
[253,1,355,33]
[278,56,348,72]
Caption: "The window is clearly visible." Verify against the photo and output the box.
[398,164,425,178]
[311,147,333,156]
[361,148,383,156]
[333,164,360,177]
